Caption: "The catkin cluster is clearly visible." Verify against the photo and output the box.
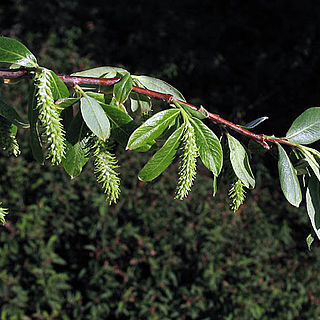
[34,69,65,164]
[92,138,120,204]
[175,122,198,200]
[0,116,20,157]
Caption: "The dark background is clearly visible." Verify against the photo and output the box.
[1,1,320,319]
[2,0,320,135]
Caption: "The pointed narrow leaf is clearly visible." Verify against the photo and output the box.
[66,111,88,145]
[306,234,314,250]
[55,97,81,109]
[277,144,302,207]
[227,134,255,188]
[113,72,133,104]
[63,132,89,178]
[190,117,222,176]
[47,71,69,100]
[80,96,110,141]
[242,116,269,129]
[86,92,105,103]
[28,87,44,164]
[130,92,152,113]
[0,37,37,67]
[98,102,136,145]
[300,148,320,181]
[306,175,320,240]
[286,107,320,144]
[139,125,184,181]
[179,102,207,120]
[63,140,89,178]
[72,66,127,78]
[134,75,185,101]
[0,98,29,128]
[127,109,180,150]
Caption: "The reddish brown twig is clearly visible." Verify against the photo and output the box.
[0,67,296,150]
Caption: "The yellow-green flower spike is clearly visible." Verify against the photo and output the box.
[34,69,65,164]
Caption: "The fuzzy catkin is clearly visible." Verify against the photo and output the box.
[92,138,120,204]
[175,122,198,199]
[0,117,20,157]
[0,203,8,224]
[229,178,246,212]
[34,69,65,164]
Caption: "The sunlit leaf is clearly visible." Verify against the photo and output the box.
[55,97,81,109]
[134,75,185,101]
[306,174,320,240]
[227,134,255,189]
[113,72,133,104]
[47,71,69,100]
[0,37,38,68]
[300,148,320,181]
[80,96,110,141]
[63,120,89,178]
[127,109,180,150]
[241,116,269,129]
[139,125,184,181]
[130,92,152,113]
[72,66,127,78]
[286,107,320,144]
[190,117,222,176]
[277,144,302,207]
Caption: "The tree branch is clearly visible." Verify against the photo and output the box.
[0,67,297,150]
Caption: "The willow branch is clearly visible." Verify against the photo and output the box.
[0,68,297,150]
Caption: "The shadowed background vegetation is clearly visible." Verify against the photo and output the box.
[1,0,320,319]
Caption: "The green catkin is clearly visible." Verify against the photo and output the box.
[34,69,65,164]
[0,117,20,157]
[175,121,198,199]
[92,138,120,204]
[229,178,246,212]
[0,203,8,224]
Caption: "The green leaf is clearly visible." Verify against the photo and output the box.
[286,107,320,144]
[0,98,29,128]
[241,116,269,129]
[66,111,88,145]
[27,87,44,164]
[300,148,320,181]
[97,102,136,145]
[190,117,223,176]
[127,109,180,150]
[80,96,110,141]
[134,75,185,101]
[55,97,81,109]
[306,174,320,240]
[47,71,69,100]
[0,37,38,68]
[277,144,302,207]
[63,121,89,178]
[139,125,184,181]
[72,66,127,78]
[86,92,105,104]
[306,234,314,250]
[179,102,207,120]
[113,72,133,104]
[227,134,255,189]
[130,92,152,113]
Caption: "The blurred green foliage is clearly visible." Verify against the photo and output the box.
[1,1,320,318]
[0,140,320,319]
